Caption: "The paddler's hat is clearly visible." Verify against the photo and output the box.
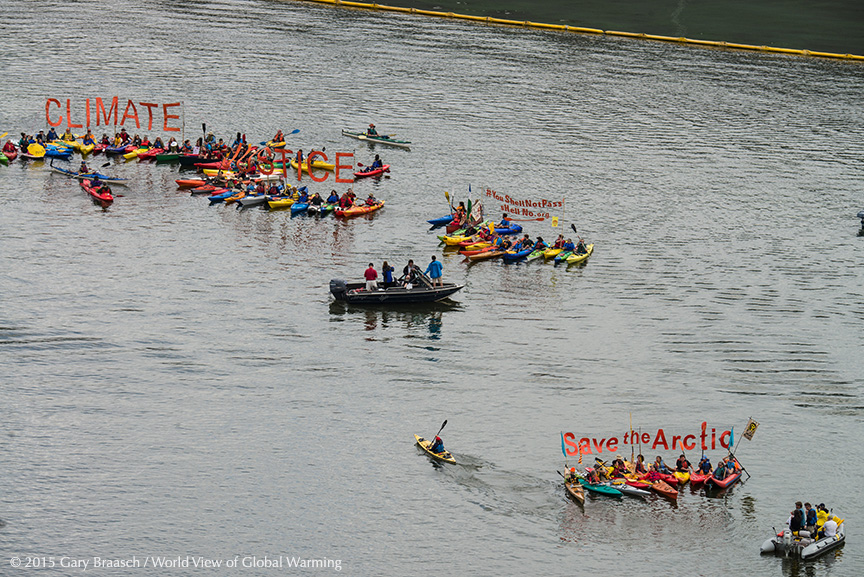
[369,123,375,127]
[616,454,622,459]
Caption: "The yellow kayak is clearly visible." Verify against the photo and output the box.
[414,434,455,464]
[463,241,491,251]
[673,471,690,485]
[543,247,563,259]
[123,147,150,160]
[267,197,295,209]
[565,244,594,264]
[438,235,472,246]
[289,158,335,172]
[202,168,240,178]
[79,142,95,155]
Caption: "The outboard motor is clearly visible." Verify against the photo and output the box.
[781,529,794,557]
[329,278,348,300]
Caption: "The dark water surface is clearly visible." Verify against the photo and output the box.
[1,0,863,575]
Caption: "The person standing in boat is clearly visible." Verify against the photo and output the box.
[381,261,395,288]
[364,263,378,291]
[401,260,420,287]
[424,255,443,287]
[805,503,818,533]
[789,502,805,534]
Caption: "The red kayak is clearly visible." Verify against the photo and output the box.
[706,471,742,489]
[193,161,226,170]
[334,201,385,218]
[191,184,222,195]
[176,179,207,188]
[690,473,710,488]
[3,148,17,162]
[624,479,652,489]
[92,144,106,154]
[459,246,497,257]
[136,147,164,160]
[80,179,113,208]
[123,144,137,153]
[353,164,390,179]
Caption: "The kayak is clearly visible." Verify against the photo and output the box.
[605,479,651,498]
[267,197,295,210]
[123,147,150,160]
[207,189,239,204]
[4,149,17,162]
[290,202,310,214]
[176,179,207,188]
[105,145,128,156]
[80,179,113,208]
[576,477,622,497]
[178,154,210,166]
[414,434,455,464]
[502,247,533,262]
[223,190,247,205]
[648,480,679,499]
[236,194,269,208]
[438,235,472,246]
[290,158,335,172]
[487,223,522,235]
[335,201,385,218]
[428,215,454,226]
[462,241,491,251]
[319,203,336,215]
[342,129,411,149]
[191,184,222,195]
[706,471,742,490]
[526,248,546,261]
[459,246,497,256]
[44,148,72,159]
[354,164,390,179]
[564,480,585,505]
[136,147,164,160]
[467,250,504,261]
[673,471,691,485]
[155,153,181,162]
[202,168,241,178]
[543,248,563,260]
[194,161,226,170]
[79,142,95,155]
[262,139,286,149]
[92,144,106,154]
[554,251,573,264]
[566,244,594,264]
[689,473,710,488]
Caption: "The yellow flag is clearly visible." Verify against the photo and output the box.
[551,217,559,227]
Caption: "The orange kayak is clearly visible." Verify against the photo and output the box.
[335,201,385,218]
[649,480,678,499]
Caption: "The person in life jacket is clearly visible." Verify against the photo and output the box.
[47,127,58,141]
[552,234,565,249]
[675,454,692,473]
[369,154,383,170]
[273,130,284,143]
[297,188,309,204]
[61,128,75,141]
[698,455,712,475]
[429,436,445,454]
[365,193,378,206]
[119,128,129,143]
[654,455,672,474]
[79,161,90,174]
[564,467,579,484]
[140,135,151,147]
[327,190,340,204]
[366,123,378,137]
[804,503,817,532]
[634,454,647,475]
[454,202,467,225]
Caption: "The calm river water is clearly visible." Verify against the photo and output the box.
[1,0,863,575]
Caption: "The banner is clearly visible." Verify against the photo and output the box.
[561,421,734,457]
[45,97,183,132]
[742,418,759,441]
[484,187,564,222]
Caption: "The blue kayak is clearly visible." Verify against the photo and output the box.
[207,189,237,204]
[105,145,128,155]
[291,202,310,214]
[502,247,533,262]
[490,222,522,235]
[428,215,454,226]
[44,149,72,159]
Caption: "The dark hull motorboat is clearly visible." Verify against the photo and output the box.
[330,279,464,304]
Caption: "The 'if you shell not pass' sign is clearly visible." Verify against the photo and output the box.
[484,187,564,222]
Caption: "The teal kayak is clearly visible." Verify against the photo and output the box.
[577,477,623,496]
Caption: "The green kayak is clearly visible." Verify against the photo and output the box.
[342,129,411,149]
[577,477,623,496]
[155,153,181,163]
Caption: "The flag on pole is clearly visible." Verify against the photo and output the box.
[560,431,566,458]
[551,216,559,227]
[729,427,734,450]
[743,418,759,441]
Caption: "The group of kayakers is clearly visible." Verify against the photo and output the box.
[579,452,739,484]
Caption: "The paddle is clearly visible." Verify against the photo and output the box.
[0,132,7,140]
[444,190,454,213]
[429,419,447,450]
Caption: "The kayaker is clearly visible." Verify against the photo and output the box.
[364,263,378,291]
[381,261,395,288]
[454,202,467,226]
[327,190,340,204]
[424,255,443,287]
[296,149,304,165]
[338,192,352,209]
[47,127,58,141]
[565,467,580,484]
[79,161,90,174]
[61,128,75,141]
[698,455,712,475]
[654,455,673,474]
[309,193,323,207]
[611,455,627,478]
[552,234,565,249]
[429,436,445,454]
[82,133,95,146]
[366,123,378,137]
[119,128,129,143]
[634,454,647,475]
[575,238,589,255]
[369,154,383,170]
[2,140,16,154]
[153,137,164,149]
[132,134,142,146]
[273,130,284,143]
[36,130,45,144]
[141,135,151,147]
[91,175,102,188]
[297,188,309,203]
[365,193,378,206]
[167,137,178,151]
[533,237,547,251]
[675,454,692,473]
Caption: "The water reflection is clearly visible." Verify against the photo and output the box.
[329,300,461,339]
